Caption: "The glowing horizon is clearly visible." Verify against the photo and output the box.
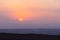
[0,0,60,29]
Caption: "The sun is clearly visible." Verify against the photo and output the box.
[19,18,23,22]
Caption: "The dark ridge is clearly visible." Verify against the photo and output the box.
[0,33,60,40]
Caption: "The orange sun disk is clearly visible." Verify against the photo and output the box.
[19,18,23,22]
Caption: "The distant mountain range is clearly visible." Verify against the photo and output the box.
[0,29,60,35]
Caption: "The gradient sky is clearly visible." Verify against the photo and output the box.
[0,0,60,29]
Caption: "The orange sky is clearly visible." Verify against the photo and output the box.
[0,0,60,20]
[0,0,60,28]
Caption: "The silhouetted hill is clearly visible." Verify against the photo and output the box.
[0,33,60,40]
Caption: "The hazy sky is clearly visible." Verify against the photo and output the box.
[0,0,60,29]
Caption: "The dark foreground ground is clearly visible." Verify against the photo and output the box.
[0,33,60,40]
